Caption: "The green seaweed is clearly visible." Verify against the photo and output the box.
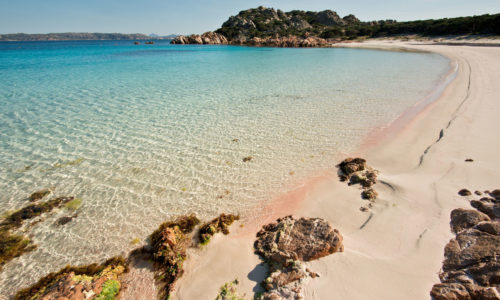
[95,279,120,300]
[215,279,245,300]
[64,198,82,211]
[73,274,93,283]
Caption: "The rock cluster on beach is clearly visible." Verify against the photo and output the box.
[254,216,343,299]
[430,190,500,300]
[337,157,379,205]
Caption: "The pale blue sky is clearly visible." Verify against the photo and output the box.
[0,0,499,35]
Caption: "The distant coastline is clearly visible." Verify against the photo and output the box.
[0,32,177,42]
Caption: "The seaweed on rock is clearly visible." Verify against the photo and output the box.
[150,214,200,298]
[198,213,240,245]
[14,256,128,300]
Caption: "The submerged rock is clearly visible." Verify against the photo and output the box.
[0,229,36,272]
[54,214,78,226]
[29,189,51,202]
[2,196,74,229]
[0,196,75,270]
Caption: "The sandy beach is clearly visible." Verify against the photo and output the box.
[170,40,500,300]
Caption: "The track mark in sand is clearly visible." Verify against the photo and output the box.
[416,228,428,247]
[359,212,374,230]
[379,179,396,192]
[418,60,472,166]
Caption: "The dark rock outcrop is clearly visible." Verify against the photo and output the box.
[337,157,379,204]
[458,189,472,196]
[431,192,500,300]
[254,216,343,264]
[489,189,500,199]
[361,188,378,202]
[315,10,345,26]
[449,208,490,234]
[343,14,361,24]
[471,198,500,219]
[254,216,344,299]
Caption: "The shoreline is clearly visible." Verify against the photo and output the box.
[172,39,500,299]
[358,52,458,154]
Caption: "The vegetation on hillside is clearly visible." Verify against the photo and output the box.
[215,7,500,41]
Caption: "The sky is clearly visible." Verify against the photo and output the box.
[0,0,499,35]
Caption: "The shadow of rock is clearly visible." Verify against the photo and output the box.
[248,262,268,293]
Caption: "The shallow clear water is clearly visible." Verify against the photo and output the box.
[0,40,449,295]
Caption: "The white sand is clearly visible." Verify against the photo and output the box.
[171,40,500,300]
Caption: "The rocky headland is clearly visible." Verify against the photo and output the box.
[171,6,499,47]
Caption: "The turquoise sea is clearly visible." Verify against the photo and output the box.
[0,40,450,295]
